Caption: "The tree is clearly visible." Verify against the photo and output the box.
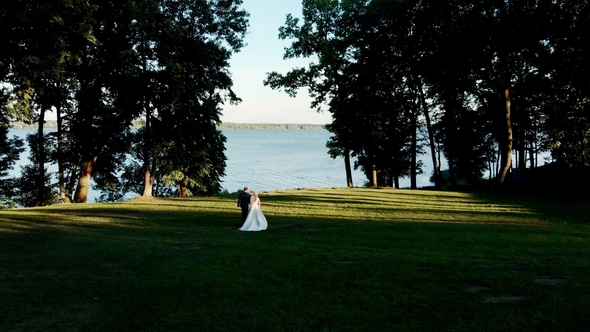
[266,0,360,187]
[3,0,77,205]
[0,93,25,208]
[90,0,248,200]
[543,1,590,167]
[2,0,247,204]
[420,0,558,188]
[69,0,144,202]
[13,134,58,207]
[134,0,247,197]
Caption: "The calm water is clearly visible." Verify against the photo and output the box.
[7,129,438,201]
[222,130,439,192]
[223,130,355,192]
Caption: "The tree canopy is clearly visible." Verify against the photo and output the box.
[266,0,590,190]
[0,0,248,206]
[3,0,590,206]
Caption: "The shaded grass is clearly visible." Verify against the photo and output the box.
[1,188,589,331]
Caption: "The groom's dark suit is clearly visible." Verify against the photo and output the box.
[237,191,251,223]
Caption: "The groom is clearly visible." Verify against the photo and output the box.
[237,186,251,224]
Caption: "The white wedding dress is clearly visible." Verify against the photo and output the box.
[239,194,268,231]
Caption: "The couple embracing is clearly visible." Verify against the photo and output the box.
[237,186,268,231]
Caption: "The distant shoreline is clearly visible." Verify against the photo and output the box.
[9,121,327,131]
[218,123,327,130]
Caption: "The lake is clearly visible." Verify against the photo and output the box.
[7,129,440,201]
[222,130,442,192]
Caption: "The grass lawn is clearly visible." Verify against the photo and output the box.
[1,188,589,331]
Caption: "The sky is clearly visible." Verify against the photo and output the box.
[220,0,332,125]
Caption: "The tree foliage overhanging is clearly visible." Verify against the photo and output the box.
[265,0,590,190]
[0,0,248,207]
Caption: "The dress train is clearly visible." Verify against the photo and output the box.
[239,197,267,231]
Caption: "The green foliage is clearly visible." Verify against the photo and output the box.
[268,0,590,189]
[13,134,58,207]
[0,91,25,208]
[121,0,248,198]
[14,163,57,207]
[542,2,590,167]
[0,109,25,180]
[1,0,249,203]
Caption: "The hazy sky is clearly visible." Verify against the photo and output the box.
[220,0,331,125]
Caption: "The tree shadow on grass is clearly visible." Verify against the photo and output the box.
[3,186,587,241]
[469,190,590,225]
[260,188,590,225]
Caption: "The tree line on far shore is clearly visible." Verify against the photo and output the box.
[8,121,327,131]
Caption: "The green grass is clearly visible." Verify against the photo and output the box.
[1,188,589,331]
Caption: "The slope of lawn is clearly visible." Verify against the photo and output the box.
[1,188,589,331]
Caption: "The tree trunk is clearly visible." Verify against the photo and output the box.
[68,164,78,198]
[410,110,417,189]
[448,158,457,189]
[56,103,67,203]
[140,45,155,197]
[495,145,501,176]
[344,147,353,187]
[517,101,530,171]
[74,155,97,203]
[519,130,526,171]
[417,81,441,189]
[142,102,154,197]
[529,139,536,168]
[371,161,378,187]
[497,87,513,184]
[36,105,46,206]
[142,164,155,197]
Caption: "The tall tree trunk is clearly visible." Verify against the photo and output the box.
[143,166,155,196]
[141,44,155,197]
[142,103,154,197]
[495,145,501,176]
[68,164,78,197]
[56,102,67,203]
[142,154,154,197]
[519,130,526,171]
[74,155,97,203]
[416,80,441,189]
[36,105,46,206]
[344,147,353,187]
[410,110,417,189]
[497,87,513,184]
[529,139,536,168]
[371,160,378,187]
[448,159,457,189]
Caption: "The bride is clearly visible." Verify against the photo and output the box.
[239,191,268,231]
